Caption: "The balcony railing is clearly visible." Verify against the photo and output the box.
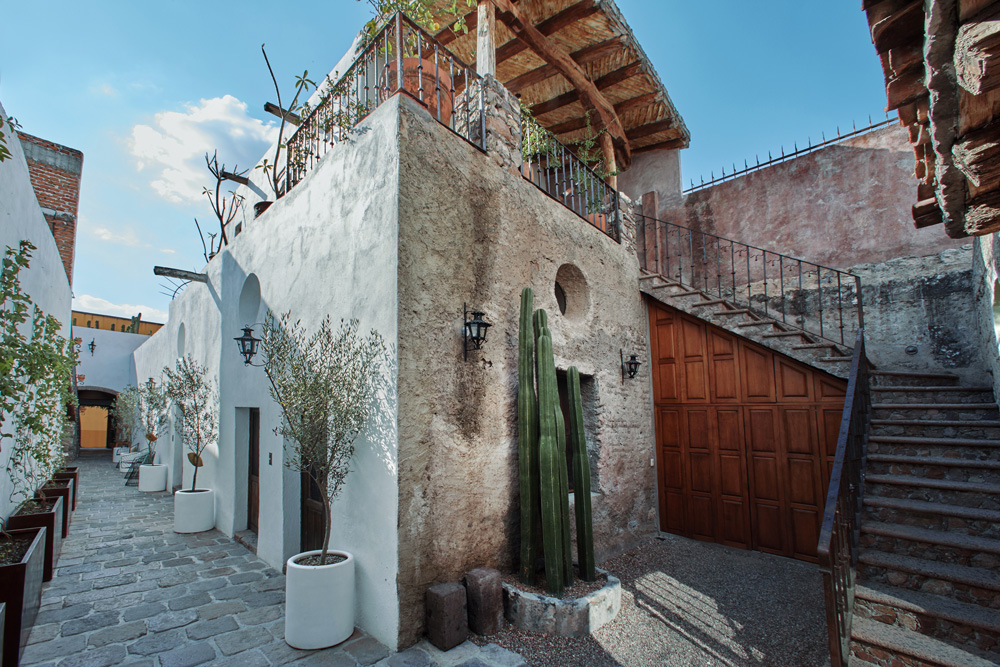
[636,216,864,347]
[520,113,620,242]
[285,12,485,193]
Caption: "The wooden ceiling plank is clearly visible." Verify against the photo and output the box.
[495,0,602,64]
[633,138,687,153]
[871,0,924,54]
[529,62,642,116]
[549,92,658,134]
[626,119,682,141]
[507,38,622,93]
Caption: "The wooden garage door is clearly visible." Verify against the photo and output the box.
[650,302,846,562]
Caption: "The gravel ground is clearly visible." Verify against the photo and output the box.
[474,533,831,667]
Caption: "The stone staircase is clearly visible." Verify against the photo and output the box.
[849,370,1000,667]
[638,272,854,378]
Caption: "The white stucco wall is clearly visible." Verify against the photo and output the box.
[75,327,146,395]
[132,95,402,649]
[0,102,74,521]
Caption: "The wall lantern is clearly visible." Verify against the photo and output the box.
[234,326,262,366]
[464,304,491,361]
[88,339,96,356]
[77,374,86,384]
[620,349,640,383]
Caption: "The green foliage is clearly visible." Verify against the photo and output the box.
[258,45,316,199]
[164,356,218,492]
[139,378,169,462]
[0,116,22,164]
[568,367,595,580]
[110,385,140,447]
[358,0,474,45]
[517,289,539,584]
[520,102,556,162]
[260,312,385,564]
[573,111,619,182]
[1,241,78,506]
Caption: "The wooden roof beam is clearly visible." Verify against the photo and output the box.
[633,138,687,154]
[491,0,631,168]
[626,119,683,142]
[495,0,602,65]
[530,62,643,116]
[507,38,623,94]
[871,0,924,54]
[549,93,659,135]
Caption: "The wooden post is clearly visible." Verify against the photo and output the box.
[477,1,496,77]
[599,131,618,188]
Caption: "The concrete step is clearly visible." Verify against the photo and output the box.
[867,454,1000,486]
[866,474,1000,510]
[873,371,961,388]
[711,308,752,316]
[869,436,1000,460]
[864,495,1000,540]
[871,404,1000,421]
[860,521,1000,570]
[872,387,996,405]
[870,420,1000,441]
[855,581,1000,655]
[689,299,728,308]
[858,550,1000,608]
[850,616,1000,667]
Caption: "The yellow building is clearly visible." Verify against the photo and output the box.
[72,310,163,336]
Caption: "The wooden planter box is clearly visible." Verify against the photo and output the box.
[54,467,79,511]
[36,479,73,538]
[0,527,45,667]
[8,497,63,582]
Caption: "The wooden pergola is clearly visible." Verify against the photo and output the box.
[430,0,689,178]
[865,0,1000,237]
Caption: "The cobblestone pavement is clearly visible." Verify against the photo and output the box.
[23,452,527,667]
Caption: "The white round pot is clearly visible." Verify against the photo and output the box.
[138,464,167,492]
[285,550,355,649]
[173,489,215,533]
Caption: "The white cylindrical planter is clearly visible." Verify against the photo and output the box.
[173,489,215,533]
[112,446,126,464]
[138,464,167,492]
[285,550,355,649]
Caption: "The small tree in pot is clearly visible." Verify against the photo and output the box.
[136,377,169,492]
[260,312,384,649]
[110,385,140,461]
[164,356,218,533]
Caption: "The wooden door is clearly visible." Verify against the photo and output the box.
[247,409,260,534]
[649,301,846,562]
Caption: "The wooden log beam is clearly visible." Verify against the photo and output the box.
[912,197,944,228]
[966,187,1000,234]
[530,62,643,116]
[633,138,687,154]
[548,93,659,135]
[491,0,631,169]
[953,119,1000,189]
[221,170,250,186]
[506,38,622,93]
[264,102,300,125]
[871,0,924,54]
[886,65,927,110]
[153,267,209,283]
[495,0,601,65]
[626,119,683,142]
[477,1,496,76]
[955,4,1000,95]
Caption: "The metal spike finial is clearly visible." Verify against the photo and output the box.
[836,125,841,137]
[853,120,856,131]
[744,159,748,169]
[808,137,811,148]
[794,141,798,152]
[780,145,784,157]
[822,130,826,142]
[768,150,772,161]
[756,154,760,166]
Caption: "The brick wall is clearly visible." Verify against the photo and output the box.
[19,132,83,285]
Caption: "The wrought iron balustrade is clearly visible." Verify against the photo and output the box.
[284,12,484,193]
[520,113,620,242]
[817,330,872,667]
[636,216,864,346]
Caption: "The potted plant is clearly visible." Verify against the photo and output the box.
[164,356,218,534]
[7,430,64,582]
[110,385,140,469]
[0,524,46,667]
[137,377,169,492]
[260,312,384,649]
[35,477,72,538]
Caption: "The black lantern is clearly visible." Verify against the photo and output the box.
[234,326,261,366]
[621,349,640,382]
[464,304,491,361]
[88,339,96,356]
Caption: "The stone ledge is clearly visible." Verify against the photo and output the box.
[501,569,620,637]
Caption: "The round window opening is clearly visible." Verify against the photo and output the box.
[554,263,589,322]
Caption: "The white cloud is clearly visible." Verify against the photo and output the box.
[160,248,176,255]
[89,225,145,247]
[94,83,118,97]
[130,95,277,204]
[73,294,168,323]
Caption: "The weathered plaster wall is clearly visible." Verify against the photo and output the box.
[75,328,145,396]
[394,92,655,646]
[659,126,964,269]
[133,96,403,649]
[618,148,682,212]
[0,102,74,521]
[973,233,1000,398]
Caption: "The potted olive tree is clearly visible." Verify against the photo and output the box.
[260,312,384,649]
[164,357,218,533]
[137,377,169,492]
[110,385,140,469]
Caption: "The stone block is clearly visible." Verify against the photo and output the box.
[464,568,502,635]
[425,582,468,651]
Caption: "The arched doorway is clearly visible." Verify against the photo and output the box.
[78,389,117,449]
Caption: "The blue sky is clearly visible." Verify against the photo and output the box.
[0,1,887,322]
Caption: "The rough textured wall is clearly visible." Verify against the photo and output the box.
[618,148,682,213]
[659,126,964,269]
[394,93,655,647]
[19,132,83,285]
[973,234,1000,397]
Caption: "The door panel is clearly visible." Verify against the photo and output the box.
[248,409,260,534]
[649,300,846,561]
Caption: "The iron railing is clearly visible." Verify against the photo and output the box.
[520,112,620,242]
[636,215,864,346]
[285,12,484,193]
[817,330,872,667]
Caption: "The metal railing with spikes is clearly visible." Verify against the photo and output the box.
[636,215,864,347]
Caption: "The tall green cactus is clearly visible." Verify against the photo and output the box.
[535,326,565,595]
[518,289,539,585]
[569,367,596,581]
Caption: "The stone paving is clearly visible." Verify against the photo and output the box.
[22,452,527,667]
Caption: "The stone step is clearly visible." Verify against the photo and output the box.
[858,550,1000,608]
[855,581,1000,655]
[870,420,1000,441]
[819,356,853,363]
[689,299,728,308]
[711,308,752,316]
[761,330,815,339]
[871,387,996,405]
[873,371,961,388]
[860,521,1000,570]
[871,404,1000,421]
[850,617,1000,667]
[866,474,1000,510]
[867,454,1000,485]
[869,435,1000,459]
[863,495,1000,540]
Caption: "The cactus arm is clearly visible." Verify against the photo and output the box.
[569,367,596,581]
[553,394,574,587]
[518,288,539,584]
[535,327,564,595]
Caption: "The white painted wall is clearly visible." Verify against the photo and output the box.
[0,102,73,521]
[132,95,402,649]
[75,327,147,394]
